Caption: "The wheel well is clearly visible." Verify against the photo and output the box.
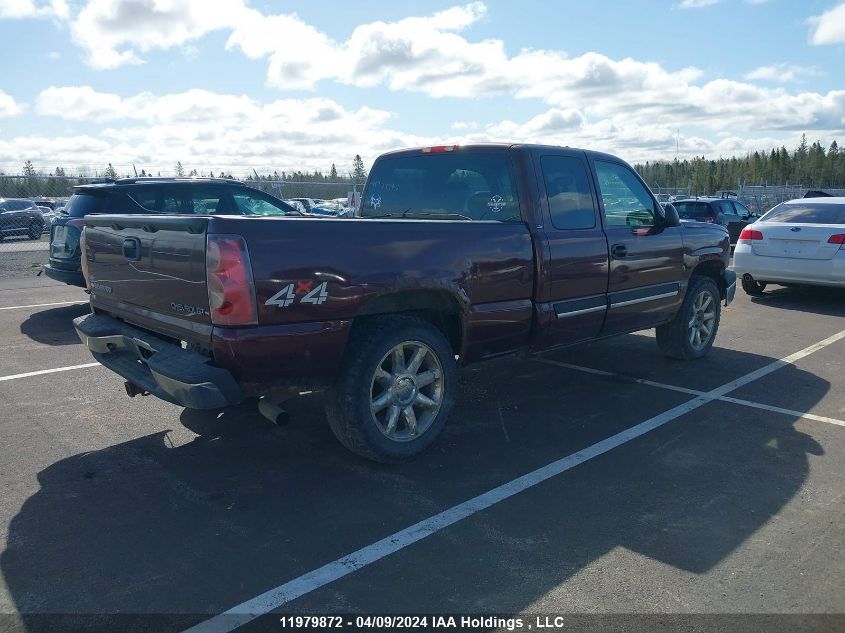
[354,290,464,354]
[691,259,726,298]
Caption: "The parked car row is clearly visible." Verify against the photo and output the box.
[0,198,48,240]
[285,197,354,217]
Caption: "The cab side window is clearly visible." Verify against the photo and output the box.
[594,161,656,228]
[540,156,596,230]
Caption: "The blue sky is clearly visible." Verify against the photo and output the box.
[0,0,844,176]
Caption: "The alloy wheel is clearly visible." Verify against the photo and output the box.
[369,340,444,442]
[688,290,717,351]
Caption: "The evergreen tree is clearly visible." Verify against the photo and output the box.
[104,163,118,179]
[23,160,36,177]
[175,161,185,177]
[330,163,338,180]
[352,155,367,185]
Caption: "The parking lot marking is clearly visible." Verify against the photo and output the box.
[0,300,87,311]
[535,359,703,396]
[184,329,845,633]
[0,362,100,382]
[717,396,845,428]
[538,355,845,429]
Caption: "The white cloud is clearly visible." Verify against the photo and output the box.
[744,63,820,83]
[0,90,23,117]
[0,0,68,19]
[70,0,248,69]
[809,2,845,45]
[23,86,405,173]
[677,0,719,8]
[6,2,845,172]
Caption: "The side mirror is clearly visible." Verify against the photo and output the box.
[662,203,681,227]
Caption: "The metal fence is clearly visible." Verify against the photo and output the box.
[734,185,845,216]
[0,175,358,280]
[649,183,845,215]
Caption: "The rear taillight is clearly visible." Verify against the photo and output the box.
[206,235,257,326]
[739,228,763,242]
[827,234,845,247]
[56,218,86,256]
[79,228,90,287]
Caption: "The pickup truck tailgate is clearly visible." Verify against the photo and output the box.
[84,215,212,340]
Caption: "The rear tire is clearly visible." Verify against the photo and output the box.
[741,276,767,296]
[656,276,721,360]
[325,315,457,463]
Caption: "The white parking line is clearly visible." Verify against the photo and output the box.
[184,329,845,633]
[0,363,100,382]
[0,300,87,311]
[537,355,845,429]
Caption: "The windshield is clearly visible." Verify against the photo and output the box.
[361,152,521,222]
[760,202,845,224]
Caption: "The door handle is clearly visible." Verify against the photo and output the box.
[122,237,141,261]
[611,243,628,259]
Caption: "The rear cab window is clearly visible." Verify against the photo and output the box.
[360,150,522,222]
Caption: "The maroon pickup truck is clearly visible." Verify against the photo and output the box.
[74,144,735,462]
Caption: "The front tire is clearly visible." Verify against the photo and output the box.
[27,224,41,240]
[325,315,457,463]
[656,276,721,360]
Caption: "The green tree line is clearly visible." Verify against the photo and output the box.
[635,135,845,194]
[1,156,368,200]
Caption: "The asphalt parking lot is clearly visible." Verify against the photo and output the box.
[0,277,843,633]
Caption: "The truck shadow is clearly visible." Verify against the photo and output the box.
[18,303,90,346]
[0,340,831,631]
[750,285,845,317]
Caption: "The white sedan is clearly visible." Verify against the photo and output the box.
[732,197,845,295]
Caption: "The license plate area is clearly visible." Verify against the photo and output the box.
[770,238,816,256]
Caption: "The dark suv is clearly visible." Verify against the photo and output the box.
[45,178,301,287]
[673,197,757,244]
[0,198,46,240]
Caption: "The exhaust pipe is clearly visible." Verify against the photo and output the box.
[124,381,149,398]
[258,396,290,426]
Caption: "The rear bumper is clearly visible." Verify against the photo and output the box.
[73,313,242,409]
[733,248,845,287]
[44,263,86,287]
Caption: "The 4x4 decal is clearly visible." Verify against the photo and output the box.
[265,281,329,308]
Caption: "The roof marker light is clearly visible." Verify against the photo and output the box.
[421,145,459,154]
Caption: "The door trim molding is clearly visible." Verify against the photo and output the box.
[608,282,680,309]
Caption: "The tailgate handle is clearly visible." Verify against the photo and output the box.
[122,237,141,261]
